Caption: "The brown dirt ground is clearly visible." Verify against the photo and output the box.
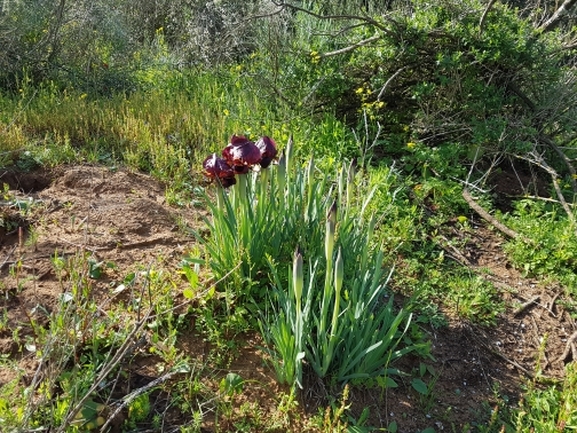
[1,165,575,432]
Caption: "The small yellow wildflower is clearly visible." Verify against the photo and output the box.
[310,50,321,64]
[355,87,364,95]
[223,109,230,116]
[407,142,416,149]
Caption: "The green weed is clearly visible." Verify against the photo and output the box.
[513,362,577,431]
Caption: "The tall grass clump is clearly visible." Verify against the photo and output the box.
[265,220,418,387]
[195,134,425,387]
[0,67,294,171]
[263,164,423,387]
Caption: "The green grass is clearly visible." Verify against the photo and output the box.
[514,362,577,432]
[504,199,577,286]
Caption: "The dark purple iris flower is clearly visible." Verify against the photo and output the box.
[222,135,262,173]
[255,136,278,168]
[203,153,236,187]
[202,134,278,189]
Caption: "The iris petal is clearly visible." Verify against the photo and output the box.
[203,153,235,186]
[233,165,250,174]
[255,136,278,159]
[260,157,273,169]
[222,135,262,168]
[219,176,236,187]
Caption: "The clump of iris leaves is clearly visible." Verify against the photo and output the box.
[192,134,429,389]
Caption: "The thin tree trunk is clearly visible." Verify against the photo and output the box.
[540,0,577,33]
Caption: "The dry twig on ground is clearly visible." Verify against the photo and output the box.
[462,189,534,244]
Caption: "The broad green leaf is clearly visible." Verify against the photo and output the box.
[220,372,244,396]
[88,260,103,279]
[419,362,427,377]
[411,378,429,395]
[382,376,398,388]
[123,272,136,285]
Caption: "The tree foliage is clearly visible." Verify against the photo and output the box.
[0,0,268,93]
[249,0,577,206]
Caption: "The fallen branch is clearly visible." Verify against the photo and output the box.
[539,0,577,33]
[514,295,540,316]
[462,189,533,243]
[0,245,17,270]
[493,349,532,376]
[100,370,181,433]
[547,291,561,317]
[557,330,577,364]
[55,309,153,433]
[436,234,471,266]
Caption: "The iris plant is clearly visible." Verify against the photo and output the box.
[197,134,423,388]
[196,133,282,304]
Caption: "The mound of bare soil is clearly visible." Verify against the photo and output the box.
[0,166,199,380]
[0,165,574,432]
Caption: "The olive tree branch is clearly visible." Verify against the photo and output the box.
[539,0,577,33]
[376,66,407,101]
[478,0,497,36]
[270,1,393,32]
[320,34,381,58]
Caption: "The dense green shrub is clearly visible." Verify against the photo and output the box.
[0,0,269,94]
[242,0,577,185]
